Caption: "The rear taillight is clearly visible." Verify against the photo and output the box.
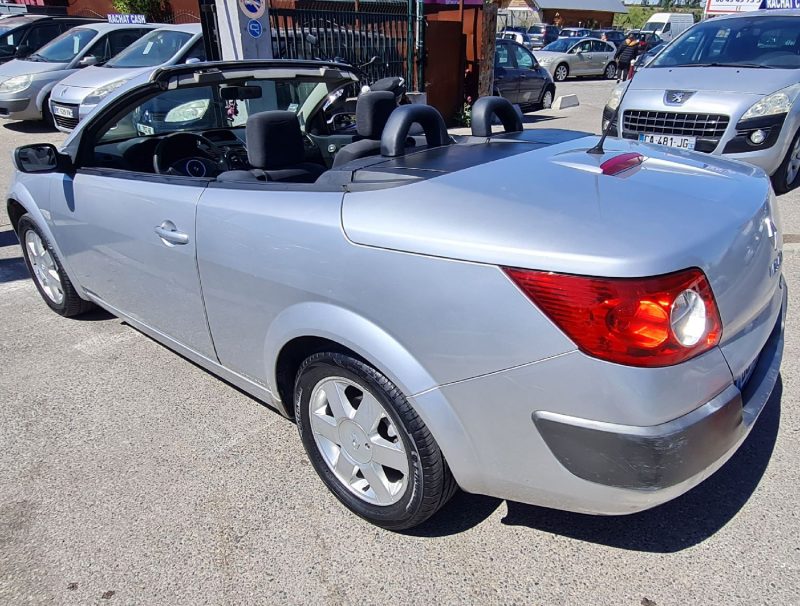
[503,267,722,367]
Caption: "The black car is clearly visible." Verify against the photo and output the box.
[526,23,559,48]
[0,15,101,64]
[591,29,626,47]
[494,39,555,111]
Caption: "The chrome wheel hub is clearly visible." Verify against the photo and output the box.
[25,230,63,305]
[309,377,409,506]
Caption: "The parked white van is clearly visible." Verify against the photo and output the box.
[641,13,695,42]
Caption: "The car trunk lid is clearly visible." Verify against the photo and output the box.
[342,137,784,375]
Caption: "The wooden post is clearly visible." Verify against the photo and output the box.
[479,0,498,98]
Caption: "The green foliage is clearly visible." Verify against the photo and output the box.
[614,6,703,30]
[111,0,172,22]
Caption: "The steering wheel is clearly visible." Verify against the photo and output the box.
[153,132,228,178]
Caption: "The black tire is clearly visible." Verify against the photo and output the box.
[41,95,54,128]
[17,214,94,317]
[604,62,617,80]
[534,86,555,111]
[554,63,569,82]
[295,352,457,530]
[771,127,800,194]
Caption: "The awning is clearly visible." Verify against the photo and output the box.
[532,0,628,13]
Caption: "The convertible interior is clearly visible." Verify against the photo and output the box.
[86,69,588,190]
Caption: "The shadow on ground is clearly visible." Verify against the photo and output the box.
[0,255,28,283]
[0,229,19,248]
[409,379,782,552]
[2,121,57,134]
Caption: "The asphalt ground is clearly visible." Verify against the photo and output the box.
[1,80,798,605]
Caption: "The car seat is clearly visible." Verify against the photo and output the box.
[218,110,325,183]
[332,91,396,167]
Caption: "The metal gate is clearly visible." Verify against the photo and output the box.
[269,2,417,86]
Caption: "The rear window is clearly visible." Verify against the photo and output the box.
[652,15,800,69]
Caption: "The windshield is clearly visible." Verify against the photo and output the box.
[641,21,664,33]
[543,39,574,52]
[107,29,192,68]
[99,74,353,142]
[27,27,96,63]
[529,25,545,34]
[0,25,23,57]
[652,16,800,69]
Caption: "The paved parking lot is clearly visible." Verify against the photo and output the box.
[1,80,799,605]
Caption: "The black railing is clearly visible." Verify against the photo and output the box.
[269,8,414,85]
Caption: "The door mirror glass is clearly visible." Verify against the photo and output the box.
[78,55,99,67]
[14,144,69,174]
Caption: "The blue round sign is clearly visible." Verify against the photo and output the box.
[247,19,263,39]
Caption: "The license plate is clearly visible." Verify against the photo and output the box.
[638,133,696,150]
[52,104,76,119]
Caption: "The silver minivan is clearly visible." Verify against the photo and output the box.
[604,10,800,193]
[49,23,203,132]
[0,22,155,124]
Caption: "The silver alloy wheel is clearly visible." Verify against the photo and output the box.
[309,376,409,506]
[555,64,568,81]
[787,135,800,185]
[24,230,63,305]
[542,90,553,109]
[605,63,616,79]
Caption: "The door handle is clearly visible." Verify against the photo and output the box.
[154,220,189,246]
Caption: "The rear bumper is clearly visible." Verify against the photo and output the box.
[534,293,784,491]
[416,284,785,514]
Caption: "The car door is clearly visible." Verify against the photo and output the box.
[49,85,218,359]
[494,41,520,103]
[512,43,545,105]
[591,40,613,73]
[569,40,593,75]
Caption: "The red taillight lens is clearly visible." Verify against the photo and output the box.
[503,267,722,367]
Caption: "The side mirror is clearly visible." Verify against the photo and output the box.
[14,144,71,174]
[184,57,202,65]
[78,55,99,67]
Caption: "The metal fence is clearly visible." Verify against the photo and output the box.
[269,7,415,86]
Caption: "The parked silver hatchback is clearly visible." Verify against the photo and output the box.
[604,10,800,193]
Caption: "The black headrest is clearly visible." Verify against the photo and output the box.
[470,96,523,137]
[380,104,449,157]
[356,91,396,139]
[246,110,305,169]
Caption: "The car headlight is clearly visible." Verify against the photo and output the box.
[538,56,554,65]
[83,79,129,106]
[741,83,800,121]
[0,74,32,95]
[606,82,627,111]
[165,99,210,123]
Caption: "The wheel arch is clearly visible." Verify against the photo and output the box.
[266,302,480,485]
[6,190,83,294]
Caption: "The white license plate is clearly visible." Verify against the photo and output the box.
[52,104,76,118]
[638,133,696,150]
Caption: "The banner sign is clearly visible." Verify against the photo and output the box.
[107,14,147,25]
[763,0,800,8]
[706,0,800,13]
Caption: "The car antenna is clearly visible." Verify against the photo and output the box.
[587,80,630,156]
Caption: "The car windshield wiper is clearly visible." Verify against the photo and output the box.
[25,53,46,62]
[694,62,774,69]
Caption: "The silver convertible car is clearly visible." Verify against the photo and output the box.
[7,60,785,530]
